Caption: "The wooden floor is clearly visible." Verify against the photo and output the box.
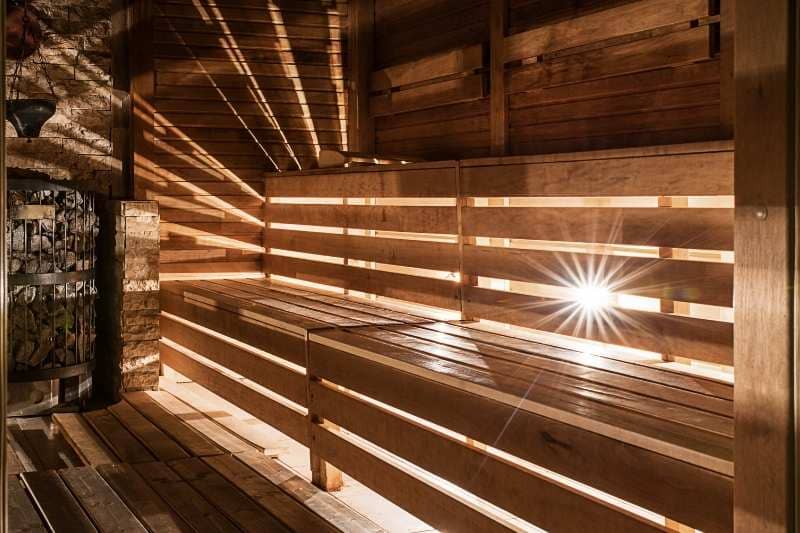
[6,389,383,533]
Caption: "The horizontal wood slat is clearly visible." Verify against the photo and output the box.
[462,206,733,250]
[462,244,733,307]
[270,229,460,272]
[371,74,486,117]
[159,339,309,445]
[160,313,307,405]
[310,424,516,533]
[268,254,462,310]
[371,43,484,91]
[463,286,733,364]
[266,204,459,234]
[308,337,733,532]
[504,0,709,62]
[311,382,662,533]
[460,148,734,197]
[266,166,457,197]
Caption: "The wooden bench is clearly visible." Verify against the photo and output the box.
[160,140,735,532]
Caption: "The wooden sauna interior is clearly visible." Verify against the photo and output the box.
[4,0,799,532]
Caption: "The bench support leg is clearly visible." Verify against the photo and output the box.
[310,449,343,492]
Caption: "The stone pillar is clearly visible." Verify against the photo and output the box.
[96,200,159,399]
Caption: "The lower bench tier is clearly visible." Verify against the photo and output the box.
[159,279,734,533]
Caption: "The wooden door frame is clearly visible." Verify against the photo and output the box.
[734,0,798,531]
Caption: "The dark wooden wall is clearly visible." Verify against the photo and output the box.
[133,0,348,277]
[369,0,731,160]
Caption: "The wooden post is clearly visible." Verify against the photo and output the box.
[489,0,508,156]
[720,0,735,138]
[129,0,154,200]
[734,1,797,531]
[306,340,343,492]
[347,0,374,153]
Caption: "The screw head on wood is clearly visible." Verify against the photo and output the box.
[754,206,768,220]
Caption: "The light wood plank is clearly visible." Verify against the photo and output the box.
[59,466,147,533]
[308,337,732,532]
[169,457,291,532]
[97,463,193,533]
[144,390,254,454]
[312,382,662,532]
[236,451,384,533]
[52,413,118,466]
[733,0,796,531]
[463,286,733,364]
[371,43,483,91]
[461,206,733,250]
[312,424,516,533]
[133,462,239,533]
[460,150,734,197]
[266,204,458,235]
[159,341,309,446]
[83,410,156,464]
[268,254,462,311]
[108,401,191,462]
[123,392,224,457]
[462,244,734,307]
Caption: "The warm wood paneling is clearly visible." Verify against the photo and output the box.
[135,0,348,277]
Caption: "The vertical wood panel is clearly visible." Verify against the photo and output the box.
[734,0,796,531]
[490,0,508,155]
[720,0,735,137]
[348,0,375,153]
[130,0,155,202]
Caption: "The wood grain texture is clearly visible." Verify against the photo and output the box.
[311,424,516,533]
[58,466,148,533]
[159,340,309,445]
[733,0,796,531]
[504,0,709,62]
[132,461,239,533]
[52,414,118,466]
[462,244,734,306]
[21,470,97,532]
[312,382,662,532]
[462,206,733,250]
[269,229,460,273]
[97,463,193,533]
[309,335,733,532]
[168,457,292,532]
[463,286,733,364]
[203,454,338,533]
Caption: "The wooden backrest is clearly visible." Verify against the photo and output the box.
[264,160,462,312]
[264,140,734,365]
[459,141,734,365]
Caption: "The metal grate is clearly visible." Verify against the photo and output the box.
[7,177,97,382]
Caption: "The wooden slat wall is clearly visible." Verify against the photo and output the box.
[135,0,348,277]
[265,161,462,311]
[368,0,731,162]
[372,0,491,159]
[266,141,735,365]
[506,0,722,155]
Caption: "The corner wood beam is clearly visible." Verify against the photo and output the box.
[489,0,508,156]
[129,0,154,200]
[733,1,796,531]
[719,0,735,138]
[347,0,375,154]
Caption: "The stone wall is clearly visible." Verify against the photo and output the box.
[5,0,113,184]
[96,200,160,397]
